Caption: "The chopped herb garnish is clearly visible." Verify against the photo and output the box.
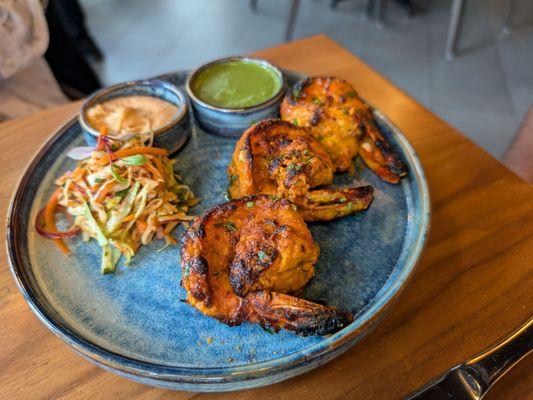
[286,163,301,172]
[346,202,355,212]
[268,157,279,168]
[346,91,357,98]
[293,119,299,126]
[339,197,347,203]
[312,97,322,106]
[246,201,255,208]
[268,194,281,202]
[229,174,238,182]
[302,149,309,156]
[291,204,298,211]
[249,119,258,126]
[214,221,237,232]
[317,135,325,141]
[342,108,350,116]
[257,251,268,262]
[94,178,105,183]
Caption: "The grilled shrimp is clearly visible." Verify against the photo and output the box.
[180,195,352,336]
[227,119,373,222]
[280,76,407,183]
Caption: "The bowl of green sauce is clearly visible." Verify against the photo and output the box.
[186,57,286,137]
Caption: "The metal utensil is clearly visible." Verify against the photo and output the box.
[407,318,533,399]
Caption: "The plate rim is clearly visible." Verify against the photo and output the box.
[5,71,431,390]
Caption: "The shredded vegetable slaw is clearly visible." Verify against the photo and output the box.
[35,131,198,274]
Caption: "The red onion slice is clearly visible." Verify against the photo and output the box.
[35,207,81,239]
[67,146,95,160]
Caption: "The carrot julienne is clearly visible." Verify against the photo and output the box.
[43,188,71,254]
[96,147,168,166]
[35,207,81,240]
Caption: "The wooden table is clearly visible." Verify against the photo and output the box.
[1,35,531,400]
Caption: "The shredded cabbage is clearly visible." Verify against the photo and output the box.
[52,137,198,273]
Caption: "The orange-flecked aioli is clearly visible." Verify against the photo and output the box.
[86,96,179,137]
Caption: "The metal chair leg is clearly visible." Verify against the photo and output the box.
[375,0,386,29]
[502,0,514,34]
[285,0,300,42]
[364,0,375,20]
[330,0,342,9]
[446,0,465,60]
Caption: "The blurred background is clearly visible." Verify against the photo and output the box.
[4,0,533,160]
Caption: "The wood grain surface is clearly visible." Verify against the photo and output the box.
[1,35,531,400]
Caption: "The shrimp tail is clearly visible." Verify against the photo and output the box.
[246,291,353,336]
[301,185,374,221]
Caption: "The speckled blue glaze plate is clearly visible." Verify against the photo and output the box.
[6,70,430,392]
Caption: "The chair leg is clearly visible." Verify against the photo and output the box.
[394,0,416,16]
[364,0,375,20]
[285,0,300,42]
[330,0,341,9]
[376,0,387,28]
[446,0,465,60]
[502,0,514,34]
[250,0,258,11]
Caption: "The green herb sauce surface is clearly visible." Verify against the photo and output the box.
[192,61,281,109]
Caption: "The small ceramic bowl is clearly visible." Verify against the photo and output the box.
[79,79,189,154]
[185,56,286,137]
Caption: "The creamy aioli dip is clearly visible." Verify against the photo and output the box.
[86,95,179,137]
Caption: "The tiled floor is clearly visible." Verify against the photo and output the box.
[81,0,533,159]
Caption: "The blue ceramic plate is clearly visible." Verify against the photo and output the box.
[6,70,430,392]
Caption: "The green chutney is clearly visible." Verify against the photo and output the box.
[192,60,281,109]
